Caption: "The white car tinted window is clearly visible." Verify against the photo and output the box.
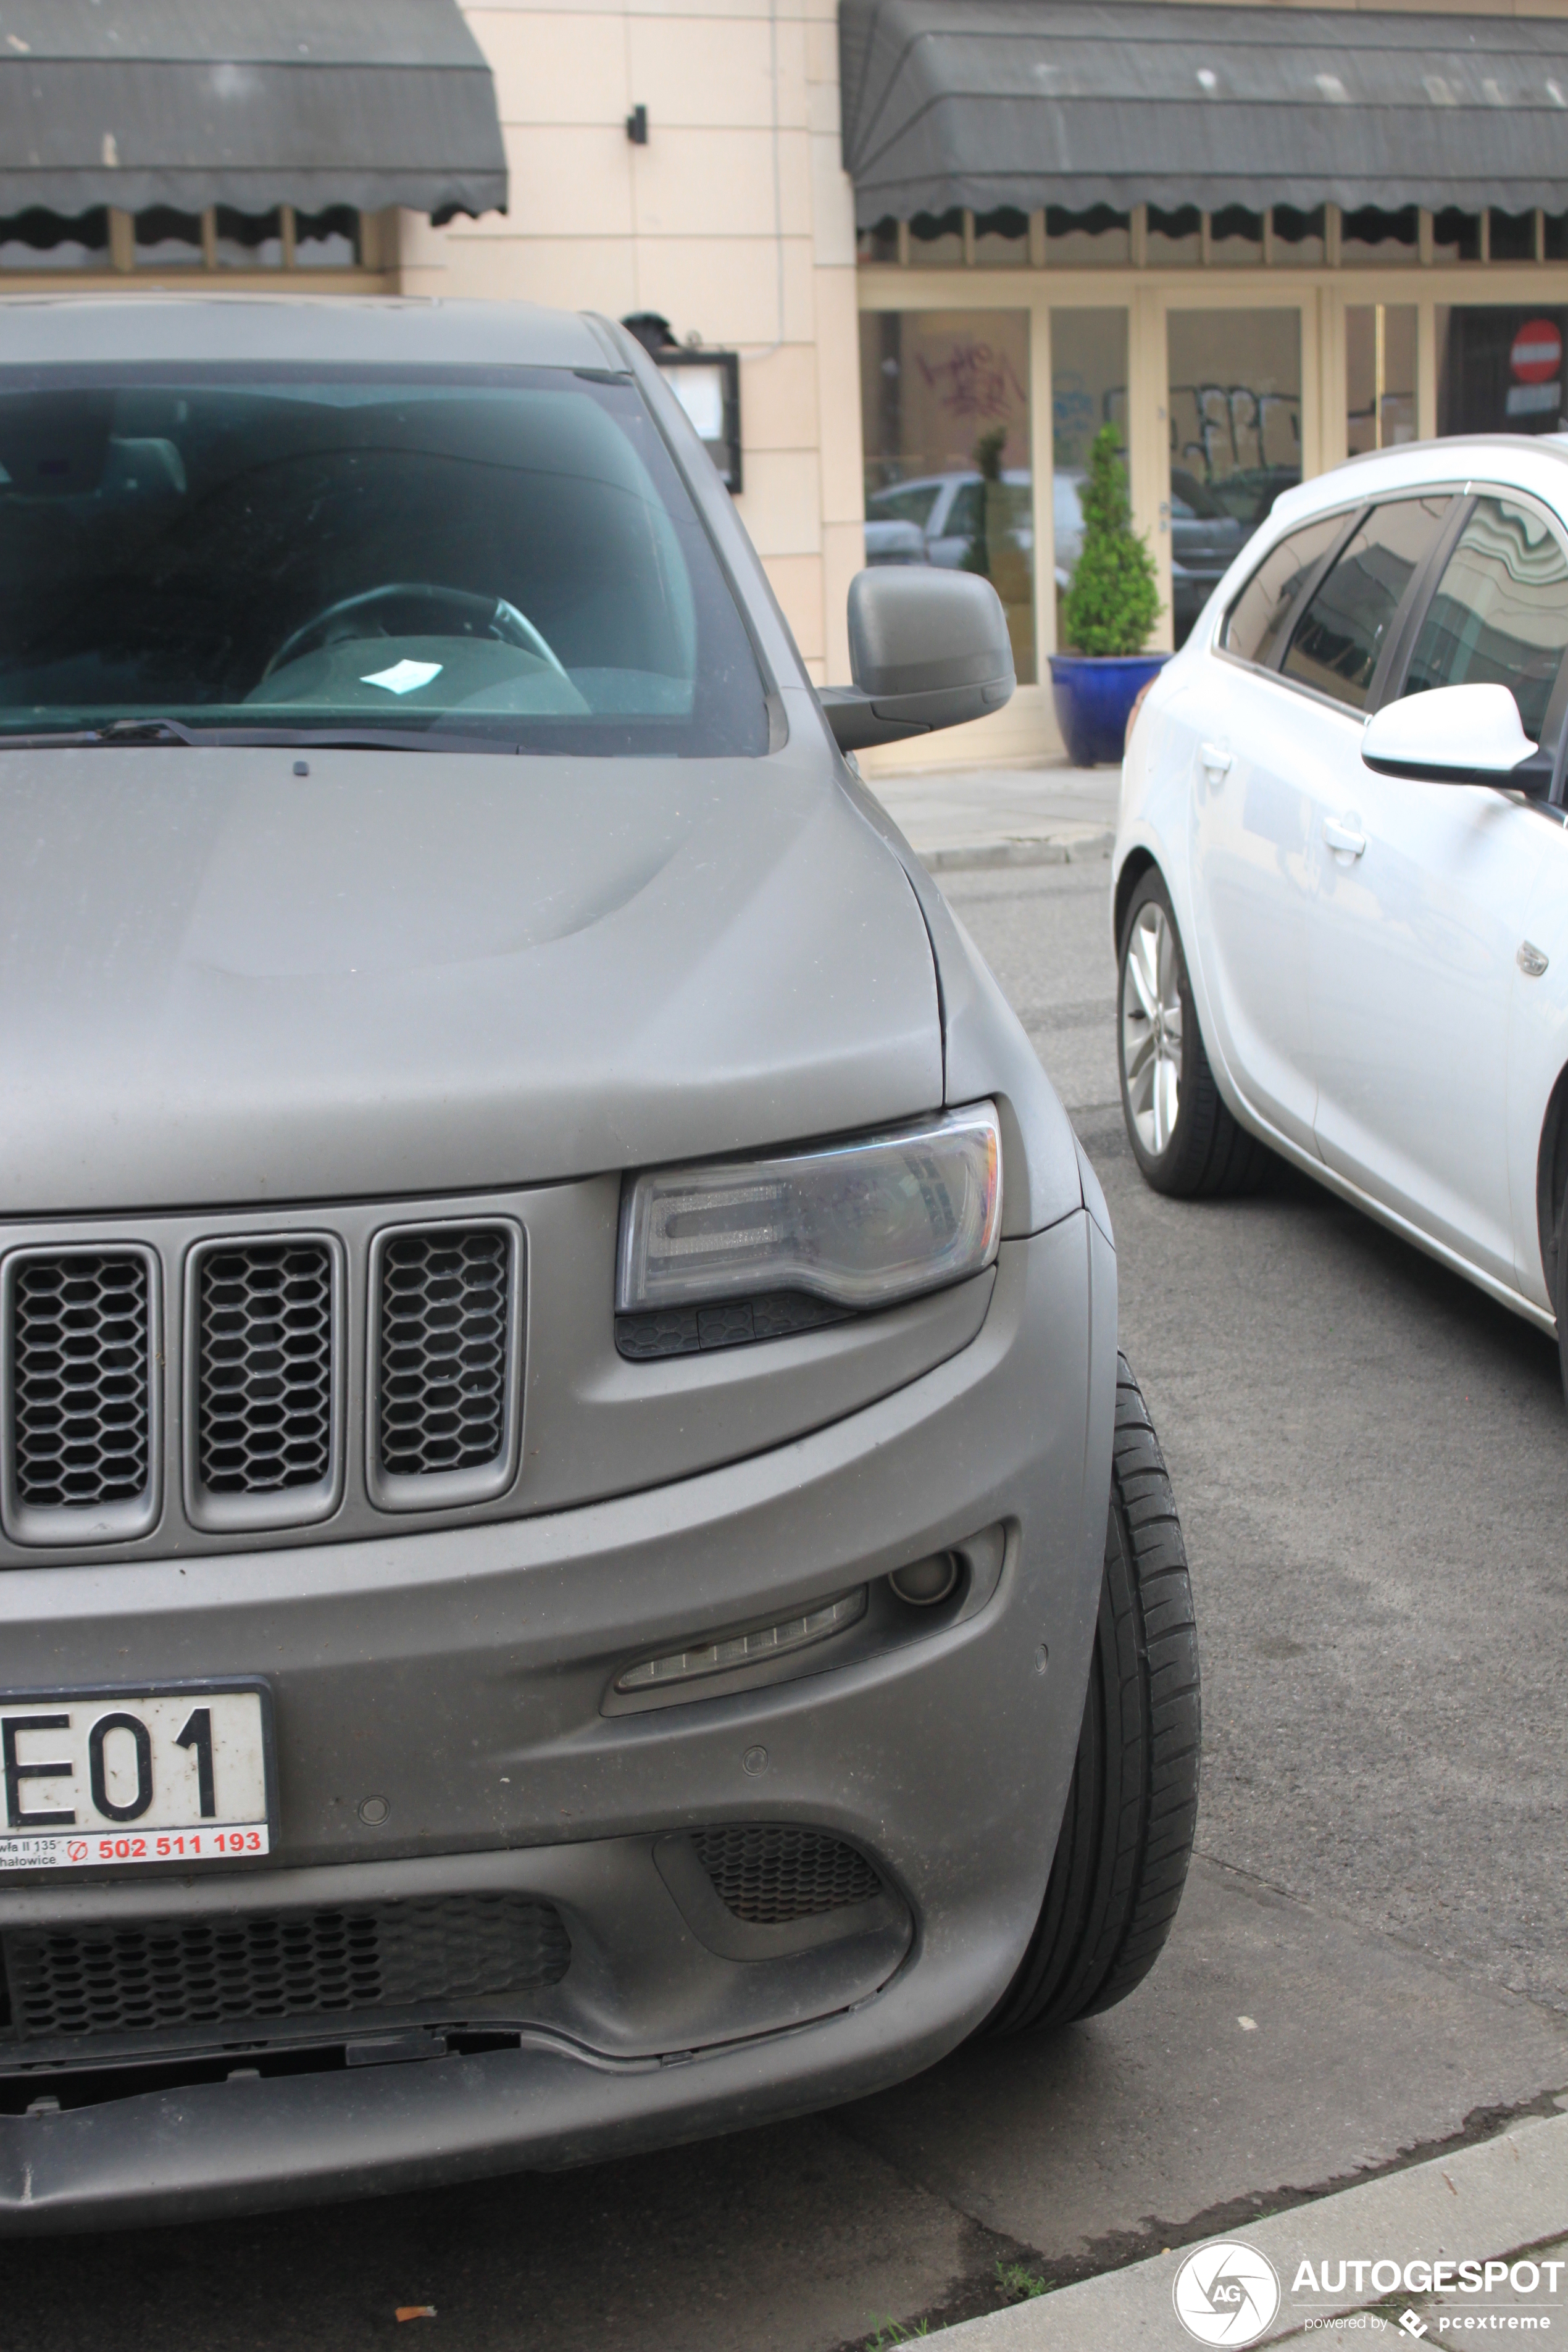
[1404,495,1568,742]
[1281,494,1452,710]
[1220,513,1344,665]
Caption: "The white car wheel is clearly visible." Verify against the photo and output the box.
[1121,900,1184,1157]
[1116,870,1272,1198]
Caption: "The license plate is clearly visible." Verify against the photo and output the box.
[0,1683,273,1872]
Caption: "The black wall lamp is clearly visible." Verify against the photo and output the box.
[626,103,648,144]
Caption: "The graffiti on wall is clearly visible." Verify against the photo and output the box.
[1171,382,1301,482]
[914,337,1030,432]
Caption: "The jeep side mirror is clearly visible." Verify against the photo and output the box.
[820,568,1015,754]
[1361,683,1542,790]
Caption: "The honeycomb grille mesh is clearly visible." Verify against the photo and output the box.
[692,1825,882,1925]
[197,1243,334,1495]
[2,1893,571,2043]
[10,1254,151,1510]
[377,1228,511,1479]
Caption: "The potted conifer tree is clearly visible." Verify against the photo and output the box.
[1048,425,1167,765]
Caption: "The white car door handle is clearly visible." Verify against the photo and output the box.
[1323,815,1367,858]
[1199,741,1232,775]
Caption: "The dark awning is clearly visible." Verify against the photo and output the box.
[0,0,507,222]
[841,0,1568,224]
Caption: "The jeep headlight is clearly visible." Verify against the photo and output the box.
[616,1103,1003,1315]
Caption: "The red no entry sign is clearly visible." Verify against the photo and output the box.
[1511,319,1562,383]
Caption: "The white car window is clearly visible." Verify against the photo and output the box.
[1220,512,1346,666]
[869,483,943,531]
[1403,495,1568,742]
[943,482,983,541]
[1280,494,1452,710]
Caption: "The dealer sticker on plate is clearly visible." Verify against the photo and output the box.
[0,1684,272,1870]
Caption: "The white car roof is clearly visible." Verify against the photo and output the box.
[1270,434,1568,530]
[1188,434,1568,656]
[870,469,1031,496]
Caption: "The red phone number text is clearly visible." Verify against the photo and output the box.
[72,1830,265,1862]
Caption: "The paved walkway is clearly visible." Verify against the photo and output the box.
[923,2104,1568,2346]
[865,762,1119,870]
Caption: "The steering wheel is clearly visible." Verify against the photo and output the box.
[262,582,569,684]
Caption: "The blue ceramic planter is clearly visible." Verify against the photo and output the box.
[1048,652,1169,767]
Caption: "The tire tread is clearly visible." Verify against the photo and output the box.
[983,1355,1200,2036]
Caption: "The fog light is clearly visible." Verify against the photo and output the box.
[615,1588,867,1693]
[888,1553,958,1608]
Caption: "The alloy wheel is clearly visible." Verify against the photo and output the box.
[1121,903,1183,1156]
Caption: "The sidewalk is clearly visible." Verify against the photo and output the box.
[920,2104,1568,2348]
[865,763,1120,871]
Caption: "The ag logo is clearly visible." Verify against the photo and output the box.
[1172,2241,1282,2345]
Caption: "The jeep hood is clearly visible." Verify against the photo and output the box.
[0,737,942,1214]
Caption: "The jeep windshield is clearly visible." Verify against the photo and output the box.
[0,364,770,756]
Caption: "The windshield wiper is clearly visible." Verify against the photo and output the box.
[0,716,212,749]
[96,716,204,746]
[0,720,520,754]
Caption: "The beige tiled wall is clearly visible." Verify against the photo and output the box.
[400,0,864,686]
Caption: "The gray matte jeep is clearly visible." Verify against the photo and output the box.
[0,297,1198,2227]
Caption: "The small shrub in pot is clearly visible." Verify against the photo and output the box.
[1050,426,1166,764]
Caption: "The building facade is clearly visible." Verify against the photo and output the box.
[9,0,1568,769]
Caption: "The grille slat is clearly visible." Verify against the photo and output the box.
[2,1893,571,2043]
[10,1253,151,1512]
[693,1826,882,1925]
[377,1227,512,1482]
[196,1242,335,1497]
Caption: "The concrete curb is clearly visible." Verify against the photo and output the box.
[918,831,1116,873]
[919,2108,1568,2348]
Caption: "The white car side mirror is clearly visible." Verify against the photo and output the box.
[1361,682,1539,786]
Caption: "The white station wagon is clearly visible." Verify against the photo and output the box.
[1115,436,1568,1399]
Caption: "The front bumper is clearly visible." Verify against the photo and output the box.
[0,1211,1114,2229]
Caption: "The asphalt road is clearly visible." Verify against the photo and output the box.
[6,857,1566,2351]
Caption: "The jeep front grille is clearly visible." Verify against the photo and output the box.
[195,1242,336,1501]
[1,1893,571,2045]
[372,1224,517,1501]
[0,1203,526,1554]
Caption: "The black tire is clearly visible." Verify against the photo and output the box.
[983,1355,1200,2035]
[1117,867,1271,1198]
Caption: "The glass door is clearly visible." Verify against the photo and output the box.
[1346,306,1417,454]
[1050,309,1128,651]
[1437,306,1568,436]
[1166,309,1303,646]
[858,309,1037,681]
